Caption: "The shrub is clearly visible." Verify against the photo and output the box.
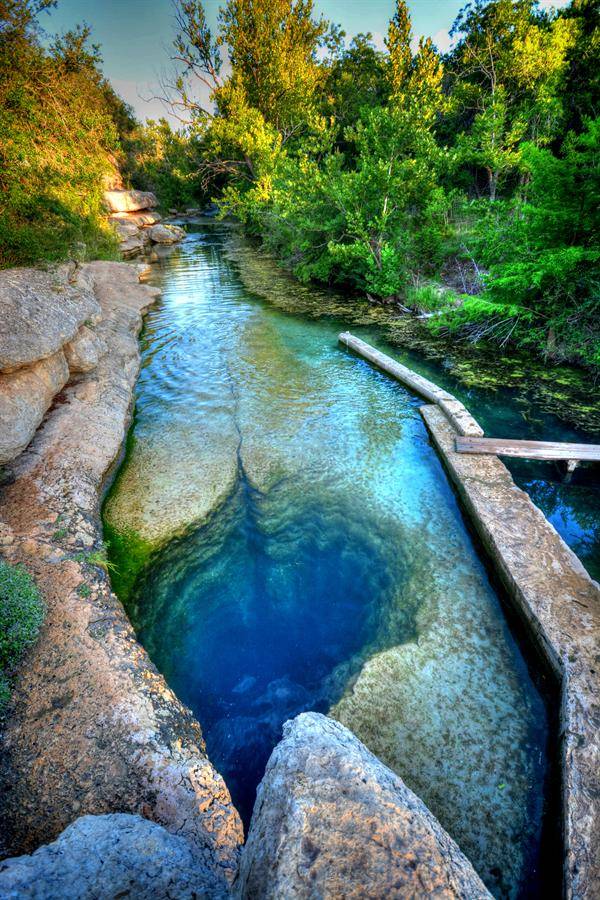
[0,560,45,712]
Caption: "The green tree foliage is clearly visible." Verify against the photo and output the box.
[123,119,206,210]
[218,0,329,138]
[435,118,600,365]
[169,0,597,366]
[387,0,444,125]
[0,0,133,267]
[446,0,579,198]
[254,107,449,298]
[323,33,388,146]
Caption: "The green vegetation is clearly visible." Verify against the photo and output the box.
[2,0,597,368]
[162,0,599,369]
[0,0,132,267]
[69,545,116,573]
[122,119,206,212]
[0,560,45,712]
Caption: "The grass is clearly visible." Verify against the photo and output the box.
[69,546,117,573]
[405,281,464,314]
[0,560,45,714]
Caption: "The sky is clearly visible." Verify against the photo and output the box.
[42,0,570,124]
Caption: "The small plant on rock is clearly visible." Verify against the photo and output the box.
[0,560,45,713]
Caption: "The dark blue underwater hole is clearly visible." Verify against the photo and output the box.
[129,477,415,826]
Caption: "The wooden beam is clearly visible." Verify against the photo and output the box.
[455,436,600,462]
[338,332,484,436]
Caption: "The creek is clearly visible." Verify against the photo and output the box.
[105,224,599,898]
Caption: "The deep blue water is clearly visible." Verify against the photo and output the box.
[102,225,599,898]
[134,477,410,824]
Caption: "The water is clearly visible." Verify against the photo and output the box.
[102,224,599,898]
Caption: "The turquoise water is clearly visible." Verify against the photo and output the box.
[103,225,598,898]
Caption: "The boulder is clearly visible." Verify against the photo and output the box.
[0,266,101,373]
[104,190,158,213]
[112,219,141,240]
[0,351,69,464]
[64,325,106,374]
[237,712,491,899]
[111,210,162,227]
[119,235,146,258]
[0,813,229,899]
[148,223,186,244]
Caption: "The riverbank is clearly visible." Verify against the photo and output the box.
[0,261,242,884]
[0,254,495,898]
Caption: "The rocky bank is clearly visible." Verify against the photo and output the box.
[0,261,243,885]
[105,189,186,257]
[0,717,490,899]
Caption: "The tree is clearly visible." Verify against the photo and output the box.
[447,0,578,198]
[386,0,444,125]
[0,0,132,266]
[218,0,329,139]
[323,33,388,148]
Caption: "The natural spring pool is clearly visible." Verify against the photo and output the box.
[104,224,599,898]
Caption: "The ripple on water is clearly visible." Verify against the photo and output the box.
[105,227,556,899]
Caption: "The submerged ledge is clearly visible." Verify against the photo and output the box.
[340,331,600,899]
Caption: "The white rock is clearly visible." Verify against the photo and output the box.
[0,351,69,464]
[0,266,101,373]
[110,210,162,227]
[148,223,186,244]
[238,712,491,899]
[64,326,106,374]
[103,190,158,213]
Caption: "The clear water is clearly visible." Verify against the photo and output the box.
[102,225,600,898]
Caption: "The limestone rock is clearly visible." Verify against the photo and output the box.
[0,814,229,899]
[237,712,490,900]
[0,262,243,881]
[104,189,158,213]
[111,210,162,227]
[64,326,106,374]
[113,219,141,240]
[148,223,186,244]
[0,351,69,464]
[119,235,146,258]
[0,266,101,372]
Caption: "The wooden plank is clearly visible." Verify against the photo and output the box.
[455,435,600,462]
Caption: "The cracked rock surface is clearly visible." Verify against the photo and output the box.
[0,813,228,899]
[237,712,491,899]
